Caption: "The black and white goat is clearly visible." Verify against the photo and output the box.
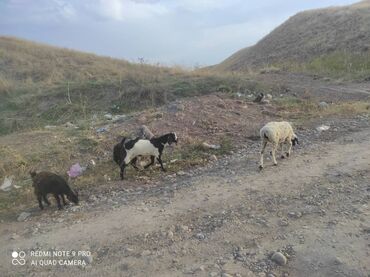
[113,132,178,180]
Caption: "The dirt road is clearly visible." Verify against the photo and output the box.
[1,116,369,277]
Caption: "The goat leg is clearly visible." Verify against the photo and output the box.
[144,156,155,169]
[120,163,126,180]
[37,194,44,210]
[157,156,166,172]
[53,193,62,210]
[130,157,139,170]
[42,195,51,206]
[61,194,67,206]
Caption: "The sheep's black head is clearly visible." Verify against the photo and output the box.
[291,135,299,146]
[29,170,37,179]
[167,132,178,145]
[67,190,79,205]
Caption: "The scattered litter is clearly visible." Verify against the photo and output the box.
[316,125,330,132]
[89,160,96,167]
[202,142,221,150]
[112,114,127,123]
[1,176,14,191]
[68,163,85,178]
[96,127,108,133]
[65,122,78,129]
[236,92,242,98]
[44,125,57,129]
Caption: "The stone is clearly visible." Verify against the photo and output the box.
[196,233,205,240]
[167,231,174,239]
[17,212,31,222]
[83,254,93,264]
[11,233,19,240]
[319,102,329,109]
[210,155,218,161]
[141,250,151,256]
[104,113,113,120]
[177,171,186,176]
[271,252,287,265]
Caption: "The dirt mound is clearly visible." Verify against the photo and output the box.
[215,0,370,71]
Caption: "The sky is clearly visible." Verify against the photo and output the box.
[0,0,360,67]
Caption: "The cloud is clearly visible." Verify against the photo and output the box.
[0,0,361,66]
[81,0,168,21]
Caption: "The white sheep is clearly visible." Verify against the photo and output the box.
[259,121,299,169]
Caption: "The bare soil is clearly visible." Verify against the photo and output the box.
[0,110,369,276]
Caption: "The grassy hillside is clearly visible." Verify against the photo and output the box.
[0,36,256,135]
[214,0,370,78]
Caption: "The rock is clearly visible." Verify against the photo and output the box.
[17,212,31,222]
[65,122,78,129]
[334,257,343,265]
[271,252,287,265]
[11,233,19,240]
[180,225,190,232]
[210,155,218,161]
[70,206,80,212]
[198,265,206,271]
[221,273,233,277]
[83,254,93,264]
[202,142,221,150]
[137,125,154,139]
[177,171,186,176]
[288,211,302,218]
[141,250,151,256]
[167,231,174,239]
[140,207,149,212]
[266,94,273,100]
[88,195,98,202]
[1,176,14,191]
[196,233,206,240]
[316,125,330,132]
[104,113,113,120]
[96,127,108,133]
[318,102,329,109]
[168,103,185,113]
[112,114,127,123]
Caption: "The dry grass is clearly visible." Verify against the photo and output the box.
[0,37,261,135]
[213,1,370,78]
[275,97,370,119]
